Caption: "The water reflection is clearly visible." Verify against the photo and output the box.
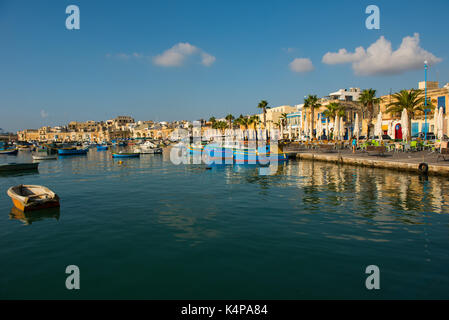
[9,206,60,225]
[219,159,449,219]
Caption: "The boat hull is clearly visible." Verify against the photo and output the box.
[58,148,88,155]
[11,197,60,212]
[0,163,39,172]
[0,149,18,155]
[32,155,57,160]
[97,146,108,151]
[138,148,163,154]
[112,153,140,158]
[7,185,60,212]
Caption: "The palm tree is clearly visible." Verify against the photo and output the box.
[212,120,228,132]
[237,117,250,129]
[280,113,288,138]
[250,115,260,129]
[304,95,321,138]
[323,102,341,122]
[386,89,432,141]
[225,114,234,129]
[359,89,380,136]
[209,117,216,124]
[257,100,269,129]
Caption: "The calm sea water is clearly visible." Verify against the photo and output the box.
[0,147,448,299]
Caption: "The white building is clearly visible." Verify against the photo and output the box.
[328,88,361,102]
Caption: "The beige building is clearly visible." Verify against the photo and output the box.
[379,81,449,138]
[258,105,298,129]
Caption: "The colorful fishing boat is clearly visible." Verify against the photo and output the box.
[97,145,109,151]
[57,147,88,155]
[7,184,60,212]
[187,142,288,164]
[112,152,140,158]
[32,148,57,160]
[0,149,18,155]
[32,153,58,160]
[135,141,163,154]
[0,162,39,172]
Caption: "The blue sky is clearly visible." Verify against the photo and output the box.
[1,0,448,132]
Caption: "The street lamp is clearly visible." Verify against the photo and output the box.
[424,60,428,140]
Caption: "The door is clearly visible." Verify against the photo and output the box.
[395,124,402,140]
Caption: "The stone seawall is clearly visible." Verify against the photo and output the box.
[296,152,449,177]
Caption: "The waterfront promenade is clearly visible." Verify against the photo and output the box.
[292,148,449,176]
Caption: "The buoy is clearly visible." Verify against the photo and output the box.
[118,160,123,165]
[418,162,428,175]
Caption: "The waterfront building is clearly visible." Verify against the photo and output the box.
[286,104,304,139]
[258,105,298,130]
[328,88,362,102]
[379,81,449,139]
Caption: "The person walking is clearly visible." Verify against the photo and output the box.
[352,136,357,153]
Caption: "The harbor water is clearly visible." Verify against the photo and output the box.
[0,147,448,299]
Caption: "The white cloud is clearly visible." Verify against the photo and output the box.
[201,52,216,67]
[289,58,314,73]
[322,33,442,76]
[153,42,216,67]
[322,47,366,65]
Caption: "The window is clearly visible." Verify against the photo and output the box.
[438,96,446,114]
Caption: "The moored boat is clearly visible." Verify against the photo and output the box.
[112,152,140,158]
[137,147,163,154]
[32,154,58,160]
[97,145,108,151]
[135,141,163,154]
[7,184,60,211]
[0,162,39,172]
[58,147,88,155]
[32,148,57,160]
[187,141,288,164]
[0,149,18,155]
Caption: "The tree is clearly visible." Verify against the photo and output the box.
[250,115,260,129]
[257,100,269,129]
[386,89,432,141]
[323,102,341,122]
[280,113,288,138]
[304,95,321,138]
[225,114,234,129]
[209,117,216,124]
[359,89,380,136]
[212,120,228,132]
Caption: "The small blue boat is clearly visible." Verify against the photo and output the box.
[97,145,108,151]
[112,152,140,158]
[58,148,88,156]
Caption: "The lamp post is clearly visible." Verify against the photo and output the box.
[424,60,428,140]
